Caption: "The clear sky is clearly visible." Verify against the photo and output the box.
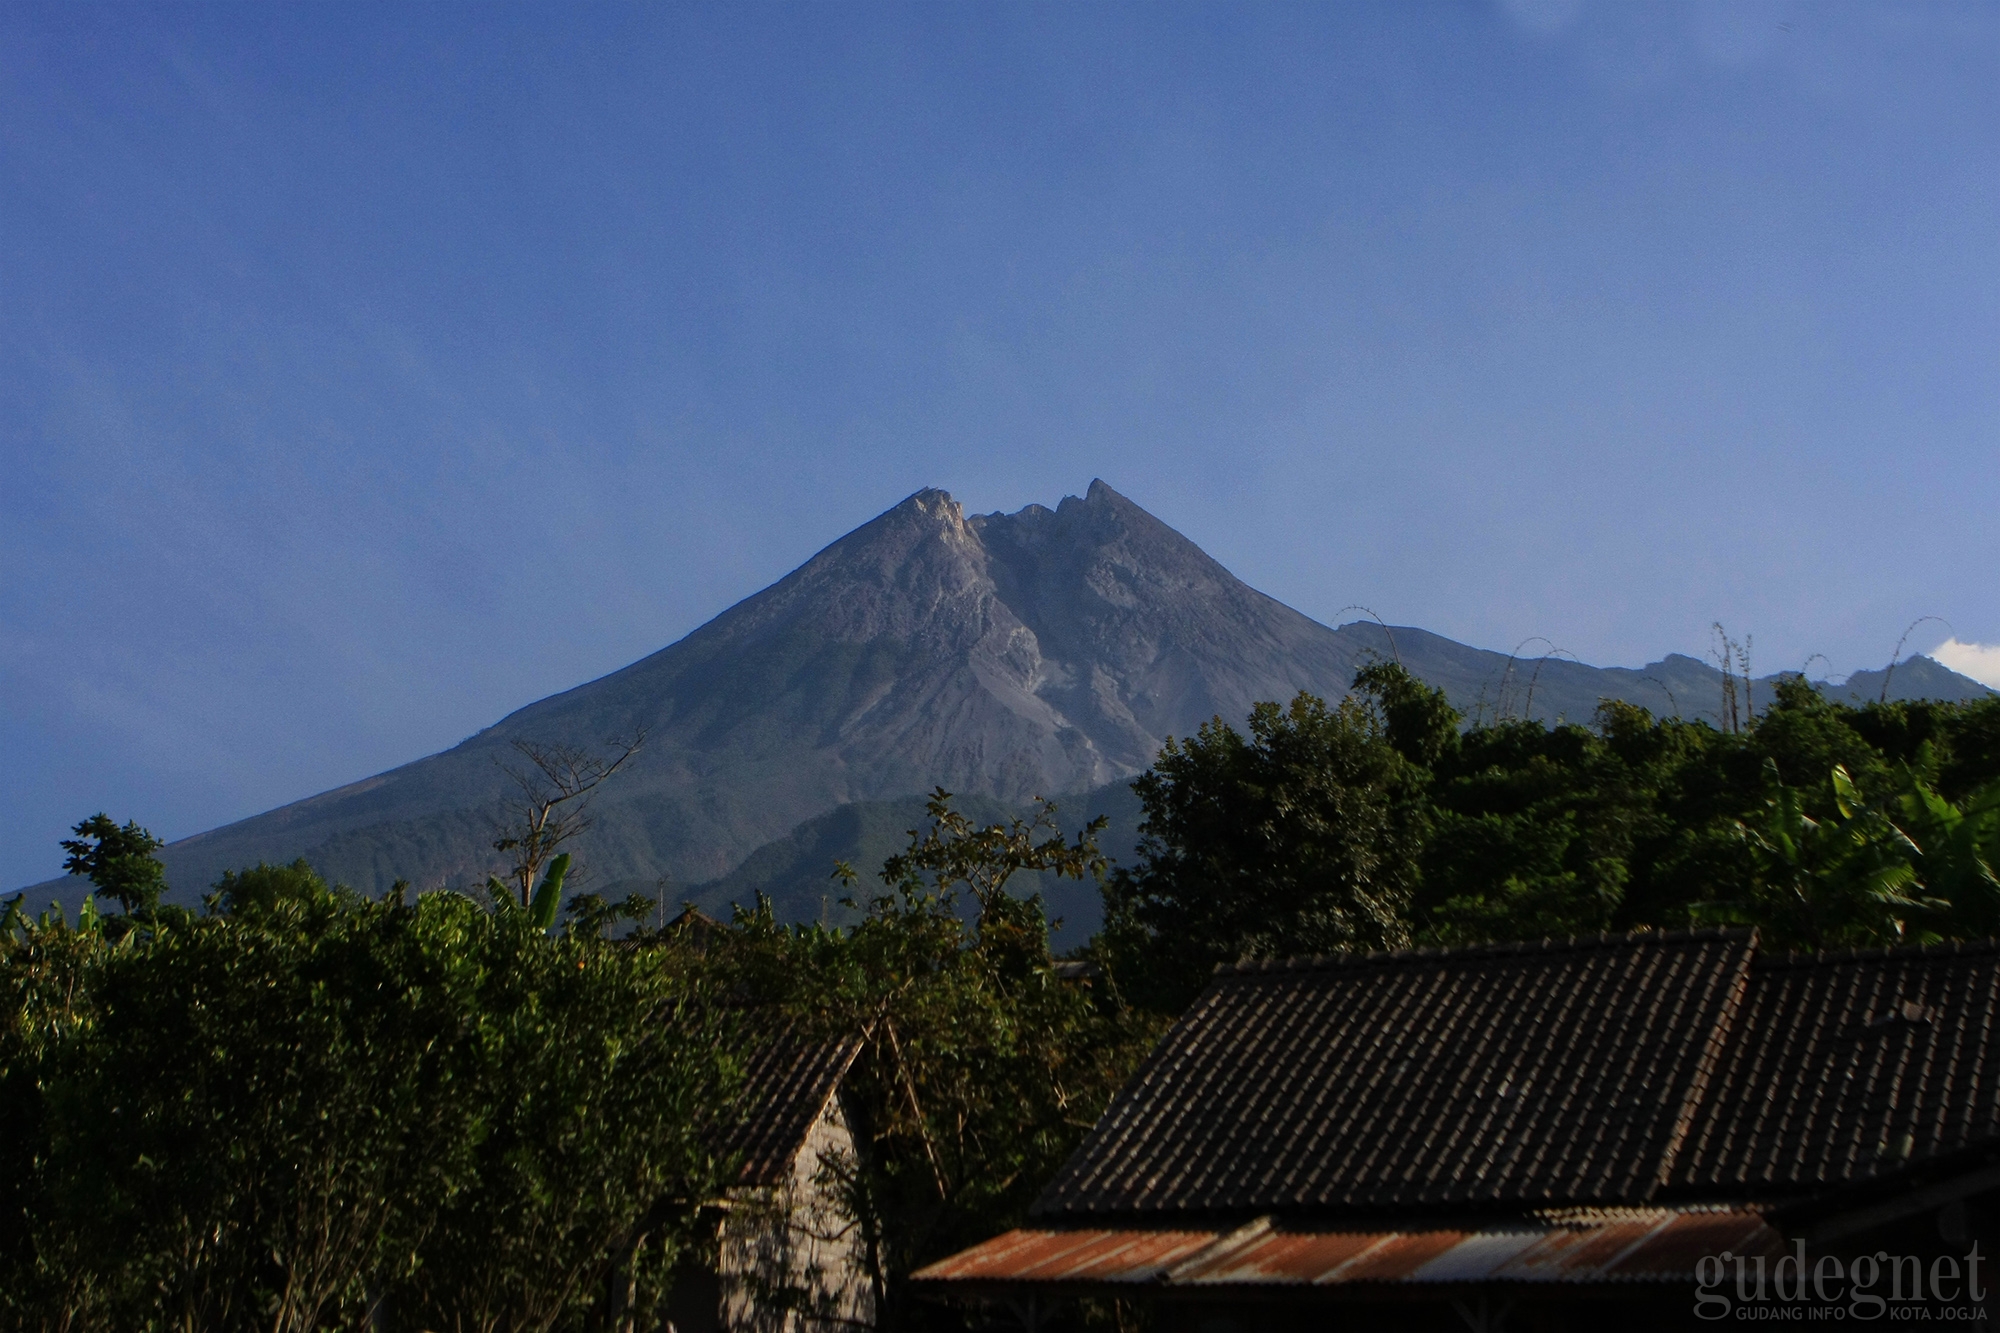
[3,2,1996,890]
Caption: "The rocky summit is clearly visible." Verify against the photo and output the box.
[27,481,1992,912]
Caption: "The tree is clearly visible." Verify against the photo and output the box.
[1416,707,1665,945]
[62,863,489,1331]
[1090,669,2000,994]
[1354,659,1461,769]
[60,813,167,916]
[0,896,113,1325]
[874,786,1108,958]
[1693,763,1938,950]
[1890,748,2000,939]
[399,899,740,1333]
[1102,688,1424,1013]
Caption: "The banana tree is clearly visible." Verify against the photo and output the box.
[488,851,571,932]
[1703,762,1938,950]
[1892,747,2000,937]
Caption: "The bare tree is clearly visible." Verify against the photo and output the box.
[1710,624,1753,734]
[491,730,646,906]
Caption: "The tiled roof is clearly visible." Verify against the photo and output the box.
[727,1035,862,1188]
[1671,940,2000,1199]
[1034,930,1755,1220]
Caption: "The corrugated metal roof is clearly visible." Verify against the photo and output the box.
[913,1209,1778,1291]
[911,1229,1222,1286]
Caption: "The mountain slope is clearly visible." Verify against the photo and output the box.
[140,482,1384,899]
[19,480,1992,910]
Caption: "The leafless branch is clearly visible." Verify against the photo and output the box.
[490,729,646,904]
[1880,616,1951,704]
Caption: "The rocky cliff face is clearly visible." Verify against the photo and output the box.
[30,480,1989,907]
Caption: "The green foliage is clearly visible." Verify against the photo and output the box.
[1890,750,2000,939]
[58,813,167,917]
[562,889,659,938]
[485,848,573,934]
[1101,667,2000,1006]
[8,800,1153,1331]
[397,887,736,1333]
[1416,704,1681,946]
[1,848,743,1332]
[1353,659,1461,769]
[1693,763,1937,950]
[716,791,1160,1330]
[1100,691,1424,1012]
[529,850,571,930]
[874,787,1109,927]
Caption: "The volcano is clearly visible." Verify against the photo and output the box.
[29,481,1990,920]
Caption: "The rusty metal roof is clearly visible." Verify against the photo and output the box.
[912,1229,1223,1286]
[912,1208,1778,1292]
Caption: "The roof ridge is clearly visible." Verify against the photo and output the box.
[1753,936,2000,969]
[1646,930,1758,1198]
[1211,927,1754,979]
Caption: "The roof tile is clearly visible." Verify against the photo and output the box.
[1671,941,2000,1197]
[727,1035,861,1187]
[1034,929,1756,1219]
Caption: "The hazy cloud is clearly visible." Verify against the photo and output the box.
[1498,0,1586,36]
[1933,639,2000,690]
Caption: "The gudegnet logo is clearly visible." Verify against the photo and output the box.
[1695,1241,1988,1321]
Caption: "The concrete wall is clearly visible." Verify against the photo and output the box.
[717,1092,876,1332]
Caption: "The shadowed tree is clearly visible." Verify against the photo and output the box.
[1101,685,1426,1014]
[60,814,167,917]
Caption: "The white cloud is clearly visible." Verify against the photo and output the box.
[1932,639,2000,689]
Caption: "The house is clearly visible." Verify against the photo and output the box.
[668,1035,877,1333]
[915,928,2000,1330]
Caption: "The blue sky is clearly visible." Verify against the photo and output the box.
[3,1,1996,889]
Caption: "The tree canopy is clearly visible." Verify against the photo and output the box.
[3,793,1157,1332]
[1100,666,2000,1012]
[712,790,1159,1329]
[58,814,167,918]
[2,861,743,1333]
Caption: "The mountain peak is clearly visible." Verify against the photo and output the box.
[889,486,966,525]
[1082,477,1125,507]
[132,478,1360,898]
